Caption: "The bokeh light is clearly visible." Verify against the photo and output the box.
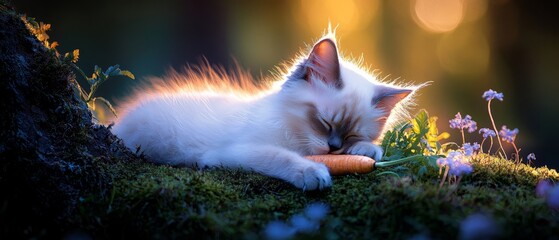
[295,0,380,35]
[412,0,464,33]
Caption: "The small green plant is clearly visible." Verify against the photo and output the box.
[21,15,134,118]
[382,109,450,160]
[380,109,450,178]
[21,16,59,51]
[70,64,134,117]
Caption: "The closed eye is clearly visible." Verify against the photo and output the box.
[344,134,359,141]
[319,117,332,132]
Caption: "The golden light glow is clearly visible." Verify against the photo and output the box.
[296,0,380,35]
[463,0,488,22]
[412,0,464,33]
[437,28,490,76]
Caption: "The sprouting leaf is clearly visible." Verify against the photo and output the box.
[49,41,59,49]
[91,68,99,80]
[20,15,133,121]
[63,49,80,63]
[71,49,79,62]
[22,15,39,29]
[105,65,118,76]
[94,97,118,118]
[437,132,450,142]
[104,65,135,80]
[411,109,429,138]
[424,115,450,153]
[119,70,135,79]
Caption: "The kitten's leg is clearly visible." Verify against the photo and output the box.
[344,141,384,160]
[200,144,332,190]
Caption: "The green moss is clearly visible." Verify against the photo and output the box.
[71,154,559,239]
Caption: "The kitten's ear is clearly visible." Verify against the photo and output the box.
[372,86,413,115]
[305,38,342,88]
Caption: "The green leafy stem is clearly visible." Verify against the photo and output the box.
[21,15,134,118]
[70,62,135,117]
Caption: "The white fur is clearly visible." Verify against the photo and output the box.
[112,38,416,191]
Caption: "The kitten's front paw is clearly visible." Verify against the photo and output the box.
[292,163,332,191]
[346,141,383,160]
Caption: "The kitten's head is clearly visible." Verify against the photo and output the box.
[280,37,421,155]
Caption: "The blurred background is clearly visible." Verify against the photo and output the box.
[16,0,559,169]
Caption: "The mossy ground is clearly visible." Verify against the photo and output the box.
[73,154,559,239]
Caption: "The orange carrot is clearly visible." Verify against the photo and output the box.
[306,154,421,175]
[305,155,375,175]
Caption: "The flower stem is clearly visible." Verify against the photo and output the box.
[512,142,520,164]
[487,100,507,159]
[489,137,494,155]
[439,166,449,189]
[461,129,465,146]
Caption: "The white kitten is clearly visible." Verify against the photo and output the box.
[112,36,419,190]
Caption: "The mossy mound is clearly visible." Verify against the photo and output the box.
[0,3,142,237]
[72,155,557,239]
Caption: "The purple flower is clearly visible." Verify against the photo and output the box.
[460,213,499,240]
[536,179,552,198]
[264,202,329,239]
[465,115,477,133]
[304,203,329,221]
[290,214,318,233]
[447,150,463,161]
[473,142,480,151]
[436,157,448,166]
[265,221,296,240]
[449,113,477,133]
[482,89,504,101]
[449,161,473,176]
[479,128,496,138]
[527,153,536,162]
[449,113,462,129]
[438,151,473,176]
[499,125,518,143]
[547,185,559,210]
[462,143,480,157]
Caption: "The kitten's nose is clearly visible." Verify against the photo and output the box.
[328,138,342,152]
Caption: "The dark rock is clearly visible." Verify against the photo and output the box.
[0,3,140,238]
